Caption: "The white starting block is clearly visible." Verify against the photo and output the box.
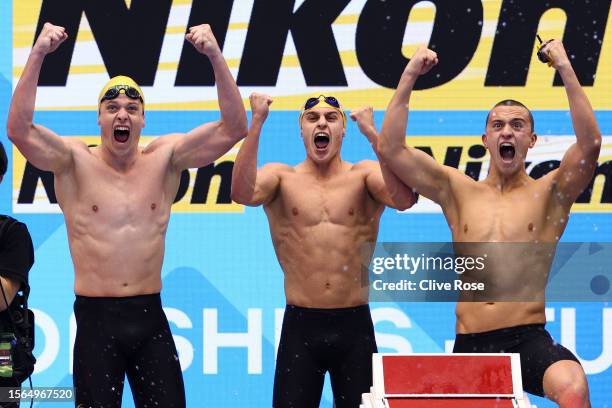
[361,353,530,408]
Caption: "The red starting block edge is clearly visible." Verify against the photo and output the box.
[364,353,530,408]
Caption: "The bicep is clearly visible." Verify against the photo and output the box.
[11,124,73,173]
[170,122,239,170]
[385,146,450,204]
[248,165,284,206]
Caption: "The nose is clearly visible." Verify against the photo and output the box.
[500,123,513,137]
[115,107,129,121]
[316,115,328,129]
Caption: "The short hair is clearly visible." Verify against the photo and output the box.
[485,99,534,131]
[0,141,7,177]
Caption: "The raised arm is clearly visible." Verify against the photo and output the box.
[231,93,286,206]
[168,24,248,170]
[7,23,73,173]
[543,40,602,206]
[350,106,417,210]
[377,47,453,205]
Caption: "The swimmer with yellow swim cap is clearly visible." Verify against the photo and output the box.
[8,22,247,407]
[98,75,145,110]
[231,92,417,407]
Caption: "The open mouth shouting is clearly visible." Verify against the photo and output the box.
[314,132,330,151]
[114,125,130,143]
[499,142,515,163]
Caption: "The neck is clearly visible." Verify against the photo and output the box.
[99,144,139,172]
[484,165,531,192]
[303,154,343,179]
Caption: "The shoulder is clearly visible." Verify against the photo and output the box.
[65,137,90,152]
[142,133,182,154]
[353,160,379,171]
[261,162,294,174]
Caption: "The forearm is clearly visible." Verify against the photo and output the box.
[379,72,418,157]
[210,53,247,138]
[231,116,263,202]
[7,51,45,137]
[364,125,416,210]
[559,65,601,154]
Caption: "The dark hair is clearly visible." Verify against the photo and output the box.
[0,141,7,177]
[485,99,534,131]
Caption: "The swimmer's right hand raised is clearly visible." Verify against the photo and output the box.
[33,23,68,55]
[249,93,273,120]
[403,46,438,77]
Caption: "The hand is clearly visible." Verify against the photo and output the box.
[32,23,68,56]
[249,93,273,120]
[186,24,221,57]
[539,39,571,70]
[403,46,438,77]
[350,106,377,146]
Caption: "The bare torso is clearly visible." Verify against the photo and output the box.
[54,140,181,296]
[264,161,384,308]
[445,170,569,333]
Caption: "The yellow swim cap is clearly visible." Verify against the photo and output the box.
[299,95,346,128]
[98,75,144,109]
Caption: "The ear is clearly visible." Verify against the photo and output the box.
[528,132,537,148]
[481,133,488,149]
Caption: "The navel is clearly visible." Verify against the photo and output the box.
[348,208,355,216]
[92,205,98,213]
[151,203,156,210]
[528,222,534,232]
[292,207,299,216]
[463,224,468,233]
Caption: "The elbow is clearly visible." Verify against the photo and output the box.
[222,119,248,144]
[377,132,401,160]
[394,194,417,212]
[230,183,250,205]
[230,189,245,205]
[7,120,30,144]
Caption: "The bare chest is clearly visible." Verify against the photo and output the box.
[272,173,375,226]
[452,184,561,242]
[56,152,178,227]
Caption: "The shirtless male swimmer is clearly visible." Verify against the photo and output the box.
[231,93,417,407]
[376,41,600,407]
[8,22,247,407]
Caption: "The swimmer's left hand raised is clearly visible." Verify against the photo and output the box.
[350,106,377,146]
[186,24,221,57]
[539,39,571,71]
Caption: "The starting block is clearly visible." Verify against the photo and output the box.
[361,353,530,408]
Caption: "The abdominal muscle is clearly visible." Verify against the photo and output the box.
[274,222,374,308]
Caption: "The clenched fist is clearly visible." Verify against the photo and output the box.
[33,22,68,56]
[249,93,273,120]
[403,46,438,77]
[538,39,572,71]
[186,24,221,57]
[350,106,377,146]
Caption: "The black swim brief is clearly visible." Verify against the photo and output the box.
[273,304,377,408]
[73,293,185,408]
[453,323,580,396]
